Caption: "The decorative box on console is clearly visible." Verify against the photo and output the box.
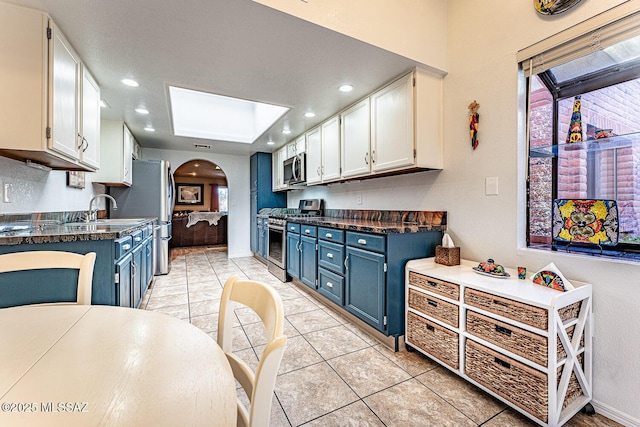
[435,245,460,266]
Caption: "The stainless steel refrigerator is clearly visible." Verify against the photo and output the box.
[109,160,175,275]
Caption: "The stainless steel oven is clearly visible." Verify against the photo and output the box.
[267,218,287,281]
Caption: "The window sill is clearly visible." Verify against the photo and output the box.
[522,243,640,264]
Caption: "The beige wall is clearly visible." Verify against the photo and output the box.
[173,176,227,212]
[252,0,448,73]
[289,0,640,424]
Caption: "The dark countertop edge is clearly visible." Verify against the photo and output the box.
[287,217,447,234]
[0,218,156,246]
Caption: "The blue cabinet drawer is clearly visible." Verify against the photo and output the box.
[142,225,153,239]
[300,225,317,238]
[318,267,344,306]
[287,223,300,234]
[131,230,144,246]
[114,236,133,260]
[318,240,344,274]
[318,227,344,243]
[346,231,385,253]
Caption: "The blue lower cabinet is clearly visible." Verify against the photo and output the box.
[131,244,143,308]
[318,267,344,305]
[300,234,317,289]
[144,236,153,292]
[286,231,300,279]
[345,246,386,331]
[115,253,132,308]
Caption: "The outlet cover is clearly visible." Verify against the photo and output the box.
[485,177,499,195]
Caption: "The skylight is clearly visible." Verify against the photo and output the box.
[169,86,289,144]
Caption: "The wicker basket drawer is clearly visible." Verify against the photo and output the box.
[466,340,549,422]
[465,289,583,330]
[465,340,584,423]
[408,289,459,328]
[407,311,459,369]
[467,310,548,366]
[408,272,460,301]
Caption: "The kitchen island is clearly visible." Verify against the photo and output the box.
[0,215,156,308]
[285,209,447,350]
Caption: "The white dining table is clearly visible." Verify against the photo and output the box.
[0,305,237,426]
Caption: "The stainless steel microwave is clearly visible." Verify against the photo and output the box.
[283,153,306,184]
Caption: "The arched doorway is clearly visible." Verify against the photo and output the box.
[170,159,229,249]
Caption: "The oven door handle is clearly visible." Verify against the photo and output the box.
[268,224,285,231]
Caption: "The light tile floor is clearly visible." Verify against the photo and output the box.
[141,247,620,427]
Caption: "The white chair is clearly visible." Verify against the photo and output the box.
[217,275,287,427]
[0,251,96,305]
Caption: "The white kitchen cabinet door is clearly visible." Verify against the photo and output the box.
[79,66,100,170]
[123,125,134,186]
[341,98,371,179]
[49,21,81,162]
[93,120,133,186]
[271,146,288,191]
[371,73,415,173]
[321,115,341,182]
[305,126,322,185]
[295,135,306,154]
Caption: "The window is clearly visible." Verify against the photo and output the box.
[218,187,228,214]
[522,12,640,260]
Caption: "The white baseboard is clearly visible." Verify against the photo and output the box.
[228,251,253,259]
[593,400,640,427]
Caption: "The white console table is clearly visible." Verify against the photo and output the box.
[405,258,593,427]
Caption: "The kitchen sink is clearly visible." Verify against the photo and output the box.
[63,219,147,227]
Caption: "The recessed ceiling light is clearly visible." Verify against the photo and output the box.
[99,100,110,108]
[169,86,289,144]
[135,108,149,114]
[339,84,354,93]
[304,112,315,118]
[282,129,291,135]
[267,140,275,145]
[194,163,200,167]
[121,79,139,87]
[144,127,155,132]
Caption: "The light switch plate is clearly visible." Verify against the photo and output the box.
[485,177,499,195]
[3,183,11,203]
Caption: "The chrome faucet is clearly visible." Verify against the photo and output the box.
[87,194,118,222]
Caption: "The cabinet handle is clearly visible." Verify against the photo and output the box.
[495,325,512,337]
[326,282,333,288]
[357,238,367,245]
[427,280,438,287]
[134,236,142,242]
[304,229,311,234]
[425,324,435,332]
[494,357,511,370]
[493,299,510,308]
[122,244,131,250]
[82,137,88,152]
[131,261,137,277]
[77,133,83,149]
[317,166,321,176]
[297,242,302,252]
[427,299,438,307]
[325,233,333,238]
[290,226,296,231]
[364,152,369,165]
[372,150,376,163]
[344,255,349,269]
[327,253,333,259]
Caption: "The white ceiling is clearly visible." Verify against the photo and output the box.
[8,0,420,156]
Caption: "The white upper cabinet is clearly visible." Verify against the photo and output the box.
[0,3,99,171]
[320,115,341,182]
[93,120,134,186]
[79,66,101,169]
[272,145,288,191]
[341,98,371,179]
[49,22,81,162]
[370,73,414,173]
[287,135,305,158]
[371,70,443,173]
[305,126,322,185]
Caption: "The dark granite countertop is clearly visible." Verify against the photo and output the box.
[287,210,447,234]
[0,218,156,246]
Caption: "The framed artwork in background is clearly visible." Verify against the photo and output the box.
[176,183,204,205]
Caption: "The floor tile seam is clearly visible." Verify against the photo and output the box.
[409,374,488,426]
[294,399,386,427]
[271,392,294,427]
[369,344,439,378]
[477,408,510,426]
[290,319,349,337]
